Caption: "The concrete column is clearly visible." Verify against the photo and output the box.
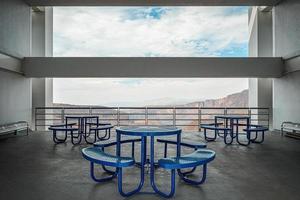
[31,7,53,130]
[248,7,273,128]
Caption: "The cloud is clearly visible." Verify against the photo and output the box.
[53,6,248,57]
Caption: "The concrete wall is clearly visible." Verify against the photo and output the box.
[0,70,32,125]
[272,0,300,129]
[273,0,300,58]
[0,0,31,58]
[0,0,32,126]
[248,7,273,127]
[273,71,300,129]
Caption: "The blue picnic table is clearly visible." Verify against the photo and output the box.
[82,126,216,198]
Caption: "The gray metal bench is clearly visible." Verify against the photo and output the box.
[0,121,29,137]
[281,121,300,139]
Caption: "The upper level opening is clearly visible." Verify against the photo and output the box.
[53,6,248,57]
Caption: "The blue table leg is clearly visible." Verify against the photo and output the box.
[117,134,145,197]
[150,135,177,198]
[178,164,207,185]
[236,118,250,146]
[90,162,118,182]
[52,130,67,144]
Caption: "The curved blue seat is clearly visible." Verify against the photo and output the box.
[243,126,268,132]
[82,147,135,168]
[243,125,268,144]
[48,126,80,144]
[155,149,216,196]
[200,125,231,131]
[201,125,232,144]
[158,149,215,169]
[157,138,207,149]
[90,125,114,131]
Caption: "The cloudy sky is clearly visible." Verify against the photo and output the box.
[53,7,249,106]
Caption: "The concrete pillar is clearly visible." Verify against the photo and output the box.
[31,7,53,130]
[248,7,273,128]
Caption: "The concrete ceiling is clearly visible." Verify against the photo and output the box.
[24,0,283,6]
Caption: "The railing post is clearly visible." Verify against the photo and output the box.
[267,108,270,129]
[173,107,176,127]
[248,108,252,124]
[198,107,202,132]
[61,108,65,124]
[117,107,120,126]
[35,107,38,131]
[145,107,148,126]
[89,107,92,116]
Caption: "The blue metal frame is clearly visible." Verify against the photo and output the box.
[150,134,180,198]
[48,126,78,144]
[204,116,252,146]
[157,138,207,177]
[177,164,207,185]
[116,133,145,197]
[115,126,181,198]
[244,125,268,144]
[65,116,99,144]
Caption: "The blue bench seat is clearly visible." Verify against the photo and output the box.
[200,125,231,131]
[82,147,142,197]
[49,123,77,127]
[201,125,232,143]
[48,126,80,144]
[82,147,134,167]
[243,126,268,132]
[157,138,206,149]
[86,125,114,143]
[153,149,216,197]
[158,149,215,169]
[243,125,268,144]
[94,138,141,148]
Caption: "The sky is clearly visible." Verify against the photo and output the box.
[53,7,249,106]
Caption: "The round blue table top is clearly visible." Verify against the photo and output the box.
[116,126,182,136]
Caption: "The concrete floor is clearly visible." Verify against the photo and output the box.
[0,131,300,200]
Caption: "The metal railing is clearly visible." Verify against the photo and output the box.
[35,106,270,131]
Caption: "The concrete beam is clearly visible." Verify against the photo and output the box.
[24,0,283,6]
[22,57,284,78]
[0,53,23,74]
[284,55,300,74]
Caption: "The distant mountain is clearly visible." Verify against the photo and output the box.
[186,89,248,107]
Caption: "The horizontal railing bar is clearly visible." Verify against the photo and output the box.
[36,106,270,110]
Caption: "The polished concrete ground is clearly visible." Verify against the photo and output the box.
[0,130,299,200]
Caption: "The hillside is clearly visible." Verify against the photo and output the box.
[186,89,248,107]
